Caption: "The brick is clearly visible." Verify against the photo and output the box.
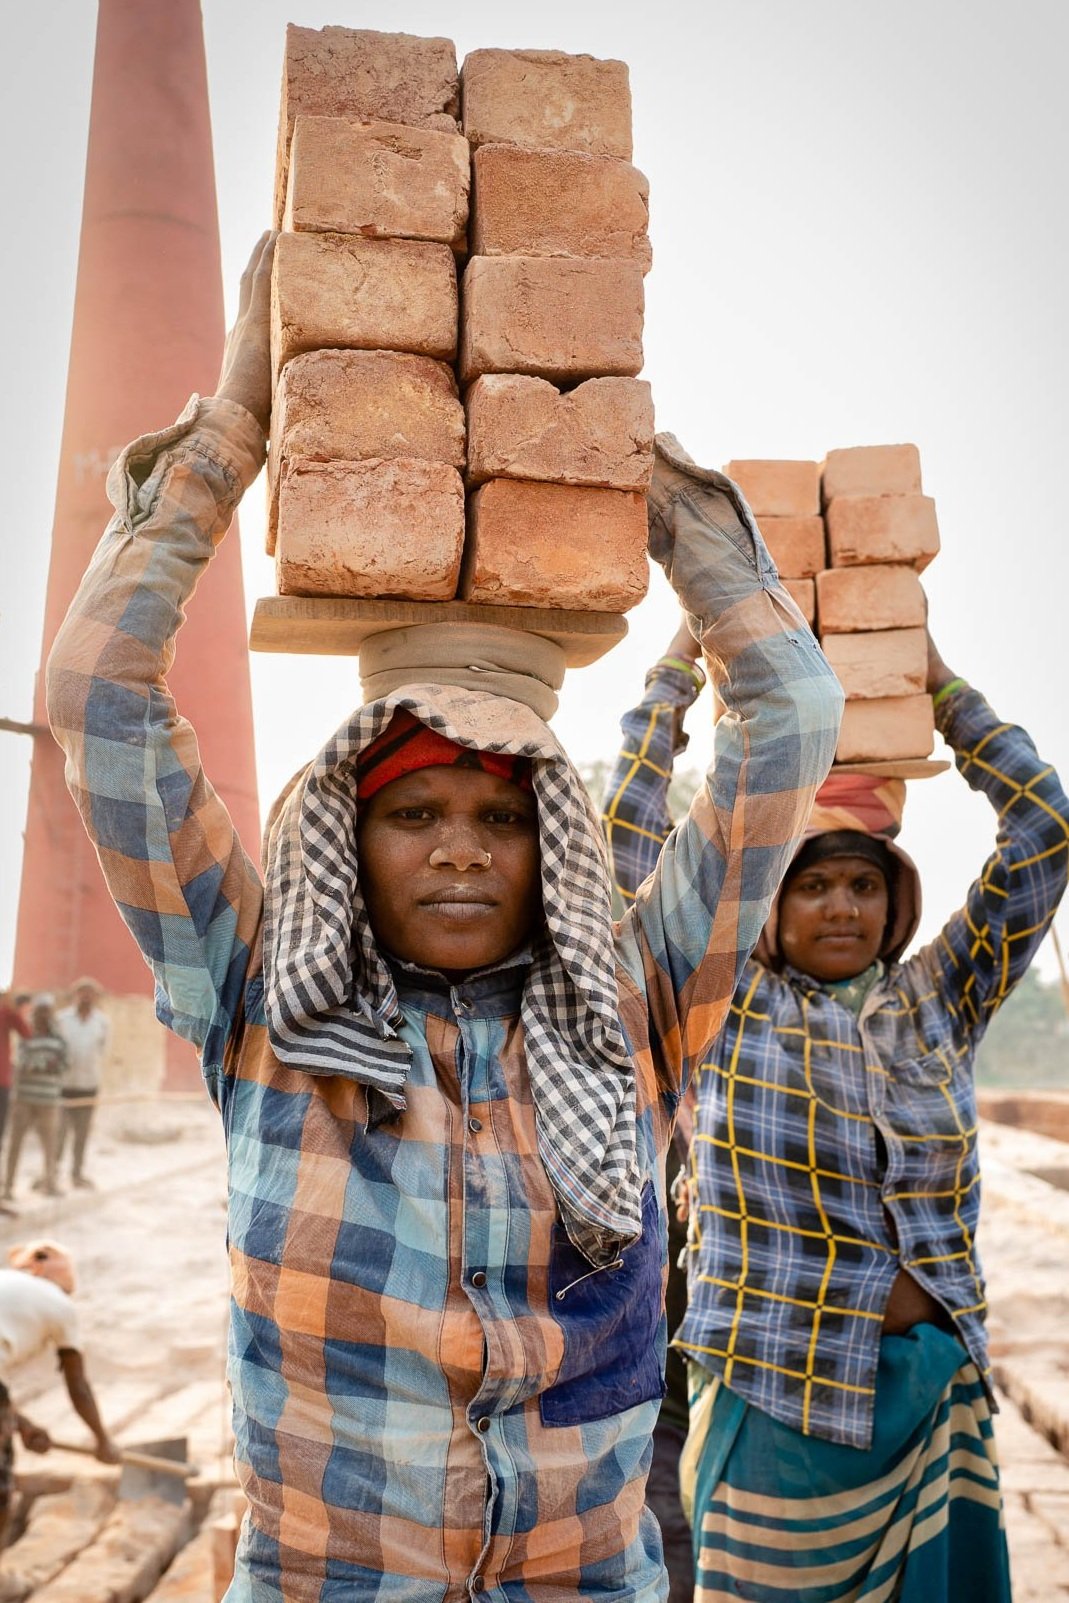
[274,26,460,224]
[822,443,922,500]
[284,117,470,249]
[270,232,457,378]
[783,577,816,625]
[825,493,940,571]
[460,256,643,385]
[268,351,465,551]
[465,375,653,490]
[275,459,465,601]
[470,145,650,269]
[725,459,821,516]
[464,480,648,611]
[760,516,825,578]
[822,627,928,699]
[835,695,935,763]
[816,564,926,633]
[461,49,631,158]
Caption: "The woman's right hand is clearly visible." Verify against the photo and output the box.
[215,231,276,436]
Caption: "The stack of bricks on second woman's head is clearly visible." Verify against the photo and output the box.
[725,446,938,764]
[267,26,655,613]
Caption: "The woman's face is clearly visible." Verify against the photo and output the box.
[777,854,890,982]
[358,766,541,979]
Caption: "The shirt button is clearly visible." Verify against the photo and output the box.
[477,1415,491,1432]
[468,1116,483,1133]
[471,1270,487,1288]
[471,1578,485,1593]
[455,995,472,1013]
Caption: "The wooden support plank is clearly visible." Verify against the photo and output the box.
[250,595,627,668]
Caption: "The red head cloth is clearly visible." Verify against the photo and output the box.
[355,708,534,802]
[806,771,906,840]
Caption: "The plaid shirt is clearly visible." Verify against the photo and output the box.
[604,660,1069,1447]
[46,405,841,1599]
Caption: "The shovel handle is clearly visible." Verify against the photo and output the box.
[49,1440,197,1479]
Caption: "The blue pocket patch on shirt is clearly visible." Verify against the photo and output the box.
[541,1181,665,1427]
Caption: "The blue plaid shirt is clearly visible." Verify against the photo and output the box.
[604,659,1069,1447]
[45,411,842,1598]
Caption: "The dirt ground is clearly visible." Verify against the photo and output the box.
[1,1099,1067,1597]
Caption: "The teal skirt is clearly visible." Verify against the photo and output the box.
[684,1324,1011,1602]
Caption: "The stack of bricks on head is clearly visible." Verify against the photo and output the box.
[725,446,938,767]
[267,25,654,623]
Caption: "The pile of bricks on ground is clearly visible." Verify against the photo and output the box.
[268,26,654,615]
[726,444,938,764]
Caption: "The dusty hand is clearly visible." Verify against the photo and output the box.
[17,1419,51,1454]
[925,627,956,695]
[94,1434,122,1465]
[215,231,276,435]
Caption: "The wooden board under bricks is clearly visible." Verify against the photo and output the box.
[465,375,653,490]
[816,563,927,633]
[274,26,460,225]
[724,459,821,517]
[271,232,458,379]
[284,116,470,249]
[824,493,939,570]
[836,694,935,763]
[470,145,650,268]
[459,255,644,385]
[822,626,928,699]
[275,458,465,601]
[461,48,632,158]
[268,351,465,551]
[822,443,922,501]
[463,480,648,611]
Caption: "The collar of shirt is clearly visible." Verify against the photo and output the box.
[390,946,532,1021]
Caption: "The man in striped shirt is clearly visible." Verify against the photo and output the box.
[3,997,67,1202]
[44,234,843,1600]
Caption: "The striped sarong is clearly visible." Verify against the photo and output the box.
[682,1323,1011,1602]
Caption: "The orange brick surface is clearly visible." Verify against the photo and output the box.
[470,145,650,268]
[822,444,922,501]
[816,564,926,633]
[268,351,465,551]
[822,627,928,700]
[836,695,935,763]
[825,494,939,571]
[465,375,653,490]
[275,458,465,601]
[760,516,825,579]
[274,26,460,223]
[284,117,470,249]
[725,459,821,517]
[271,232,457,377]
[783,577,816,625]
[459,256,644,385]
[463,480,648,611]
[461,49,631,158]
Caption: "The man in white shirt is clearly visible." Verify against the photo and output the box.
[0,1240,118,1543]
[55,978,111,1190]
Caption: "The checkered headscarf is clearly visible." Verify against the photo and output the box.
[262,684,640,1267]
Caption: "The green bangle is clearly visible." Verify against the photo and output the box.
[658,654,706,690]
[931,676,967,708]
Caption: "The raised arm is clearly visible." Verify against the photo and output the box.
[618,434,843,1083]
[601,621,705,903]
[910,633,1069,1035]
[45,236,275,1089]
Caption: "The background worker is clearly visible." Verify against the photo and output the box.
[0,991,30,1159]
[42,233,843,1600]
[0,1240,119,1545]
[3,998,67,1203]
[603,621,1069,1602]
[56,977,110,1190]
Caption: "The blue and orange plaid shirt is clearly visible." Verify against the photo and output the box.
[46,407,841,1598]
[603,657,1069,1447]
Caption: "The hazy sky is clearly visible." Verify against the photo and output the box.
[1,0,1067,986]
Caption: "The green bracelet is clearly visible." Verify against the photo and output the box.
[931,676,967,708]
[658,655,706,690]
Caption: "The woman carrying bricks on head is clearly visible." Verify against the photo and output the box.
[602,619,1069,1601]
[45,233,841,1601]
